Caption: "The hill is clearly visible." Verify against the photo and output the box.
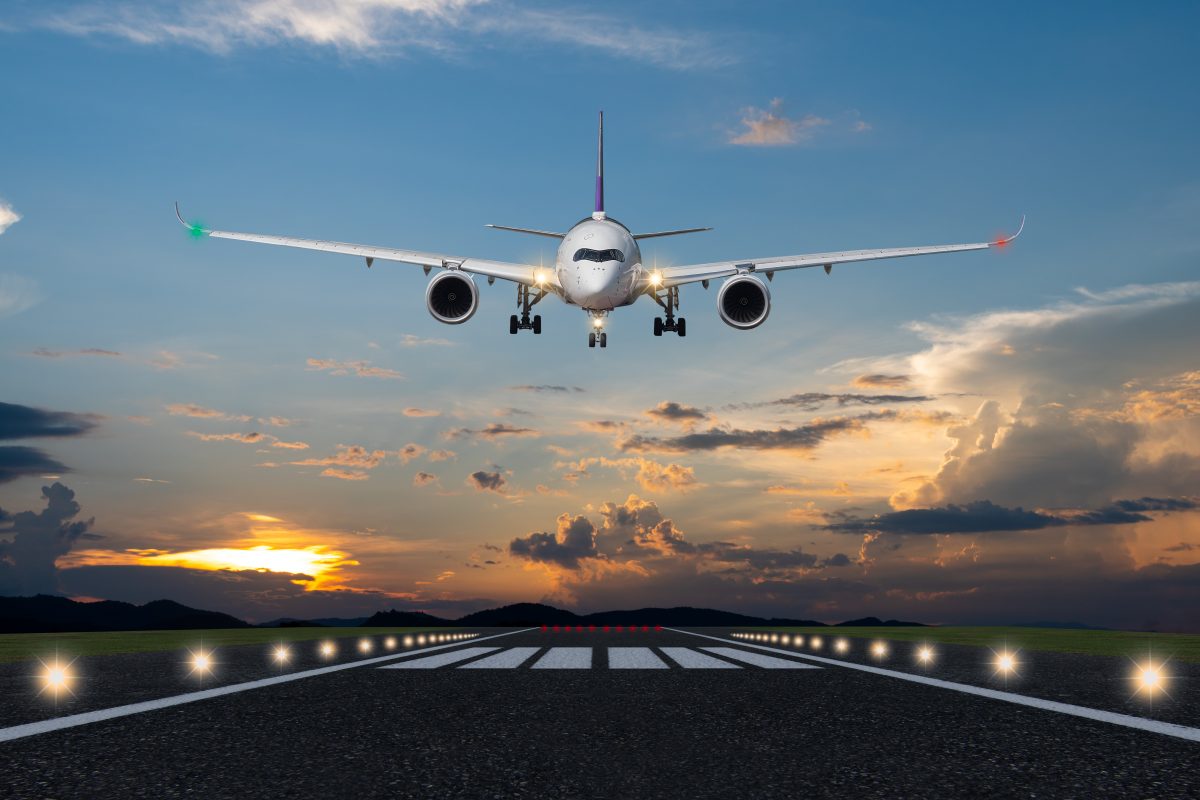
[0,595,251,633]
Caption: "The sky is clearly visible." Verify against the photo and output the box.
[1,1,1198,629]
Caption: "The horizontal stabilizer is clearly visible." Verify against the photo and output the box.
[633,227,713,240]
[485,224,565,239]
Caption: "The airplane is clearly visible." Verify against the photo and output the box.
[176,112,1022,349]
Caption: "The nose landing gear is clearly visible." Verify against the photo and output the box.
[588,313,608,348]
[509,283,546,335]
[652,285,686,337]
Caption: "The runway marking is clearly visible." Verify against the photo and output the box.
[532,647,592,669]
[608,647,668,669]
[379,647,498,669]
[0,628,534,745]
[458,647,541,669]
[660,647,741,669]
[669,629,1200,744]
[701,647,821,670]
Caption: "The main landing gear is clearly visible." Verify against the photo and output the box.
[652,285,686,337]
[509,283,546,335]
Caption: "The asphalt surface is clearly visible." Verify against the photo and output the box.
[1,627,1198,799]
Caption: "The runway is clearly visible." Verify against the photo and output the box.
[1,627,1197,798]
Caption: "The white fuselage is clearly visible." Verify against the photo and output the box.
[555,215,643,310]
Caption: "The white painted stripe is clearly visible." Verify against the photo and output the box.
[660,647,741,669]
[380,647,498,669]
[701,647,820,670]
[458,647,540,669]
[608,647,668,669]
[532,647,592,669]
[669,629,1200,744]
[0,629,533,745]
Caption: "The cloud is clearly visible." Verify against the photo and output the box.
[399,334,452,347]
[620,413,891,453]
[412,471,438,487]
[427,449,456,461]
[467,470,506,493]
[398,443,426,463]
[291,445,388,469]
[736,392,933,412]
[0,482,99,594]
[446,422,538,440]
[306,358,403,379]
[34,1,733,70]
[826,497,1197,535]
[0,274,41,317]
[729,99,829,147]
[644,401,707,424]
[403,407,441,417]
[509,513,598,568]
[0,197,20,234]
[31,347,123,359]
[0,402,99,440]
[166,403,251,422]
[187,431,270,444]
[558,456,697,493]
[852,374,911,389]
[321,468,370,481]
[509,385,585,393]
[0,447,70,485]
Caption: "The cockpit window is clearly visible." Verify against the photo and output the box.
[573,248,625,263]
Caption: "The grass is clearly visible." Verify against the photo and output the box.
[751,626,1200,663]
[0,627,452,665]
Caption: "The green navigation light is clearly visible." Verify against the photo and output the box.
[187,222,206,239]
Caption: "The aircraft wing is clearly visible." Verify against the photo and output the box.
[176,204,546,287]
[654,217,1024,289]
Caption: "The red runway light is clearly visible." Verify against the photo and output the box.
[552,625,560,632]
[654,625,663,632]
[642,625,649,632]
[541,624,547,632]
[603,625,610,632]
[616,625,624,632]
[588,624,596,632]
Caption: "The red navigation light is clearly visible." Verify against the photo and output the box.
[993,237,1008,249]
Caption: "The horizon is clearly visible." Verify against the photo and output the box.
[2,3,1199,632]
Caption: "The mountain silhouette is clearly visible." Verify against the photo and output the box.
[0,595,250,633]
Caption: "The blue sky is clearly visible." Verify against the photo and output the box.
[1,1,1198,627]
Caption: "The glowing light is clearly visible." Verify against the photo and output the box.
[793,636,804,647]
[592,317,604,329]
[319,641,336,659]
[649,270,663,287]
[38,657,76,699]
[834,638,850,654]
[385,637,396,650]
[780,635,790,645]
[870,641,888,660]
[417,635,427,646]
[403,636,414,647]
[1132,660,1168,699]
[189,649,214,677]
[810,636,823,650]
[359,638,373,654]
[769,634,779,643]
[994,650,1018,676]
[272,645,291,665]
[916,645,935,666]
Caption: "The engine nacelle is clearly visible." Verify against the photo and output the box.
[717,275,770,330]
[425,271,478,324]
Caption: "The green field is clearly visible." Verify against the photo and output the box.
[752,626,1200,663]
[0,627,453,664]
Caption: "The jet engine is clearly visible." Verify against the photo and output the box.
[425,271,478,324]
[717,275,770,330]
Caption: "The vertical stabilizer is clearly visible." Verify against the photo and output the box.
[593,111,605,219]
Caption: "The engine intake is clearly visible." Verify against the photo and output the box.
[717,275,770,329]
[425,271,478,324]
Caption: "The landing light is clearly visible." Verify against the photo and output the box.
[592,317,604,329]
[535,270,549,286]
[649,271,663,287]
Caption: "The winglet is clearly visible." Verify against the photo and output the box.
[175,202,209,238]
[993,215,1025,247]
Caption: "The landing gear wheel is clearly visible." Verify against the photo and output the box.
[677,317,687,337]
[589,332,596,348]
[509,315,518,335]
[600,332,607,348]
[533,315,542,335]
[653,317,663,337]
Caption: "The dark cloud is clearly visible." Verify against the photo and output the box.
[0,482,99,594]
[0,401,99,440]
[645,402,708,422]
[852,374,911,389]
[446,423,538,440]
[826,497,1197,535]
[823,553,852,567]
[509,514,599,568]
[0,446,69,484]
[620,413,892,453]
[508,385,585,393]
[467,470,507,493]
[412,471,438,487]
[734,393,931,412]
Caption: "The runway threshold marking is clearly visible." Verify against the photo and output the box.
[0,628,534,745]
[608,647,668,669]
[532,647,592,669]
[668,629,1200,744]
[379,647,499,669]
[458,647,541,669]
[660,647,741,669]
[701,647,820,670]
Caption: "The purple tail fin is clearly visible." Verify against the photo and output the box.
[594,111,604,214]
